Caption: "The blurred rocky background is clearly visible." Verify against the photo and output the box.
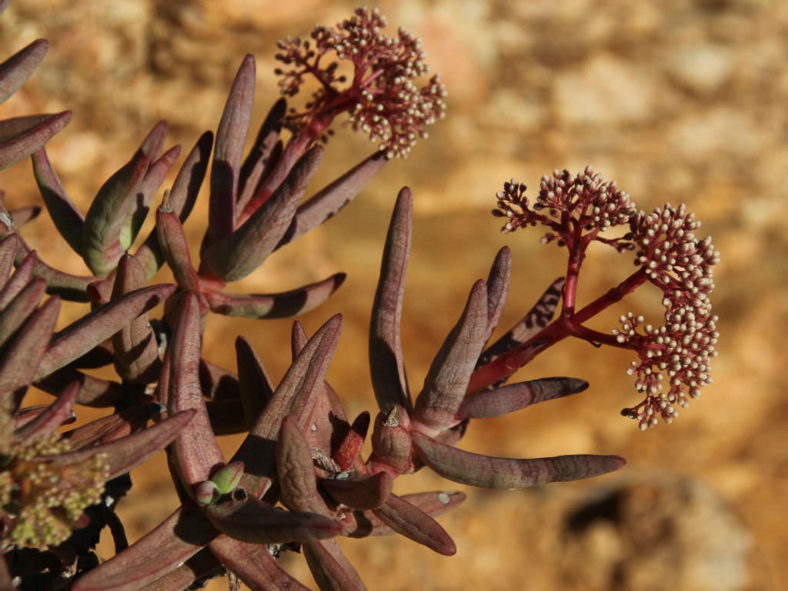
[1,0,785,589]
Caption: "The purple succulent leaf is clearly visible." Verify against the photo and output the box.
[0,111,71,170]
[72,505,218,591]
[167,130,213,224]
[477,276,565,371]
[0,232,95,301]
[209,535,312,591]
[63,402,162,449]
[128,131,213,282]
[35,366,131,407]
[200,145,324,282]
[0,248,34,308]
[204,55,255,248]
[82,152,150,275]
[414,279,489,432]
[137,548,222,591]
[413,431,626,488]
[204,271,345,318]
[204,493,342,543]
[0,234,16,289]
[0,276,46,346]
[276,150,388,249]
[237,97,286,210]
[199,358,240,401]
[232,314,341,497]
[458,376,589,419]
[111,255,162,384]
[321,471,394,511]
[122,144,181,249]
[291,319,308,356]
[137,120,168,161]
[35,284,175,379]
[276,415,333,515]
[46,409,196,480]
[483,246,511,345]
[167,291,226,488]
[155,205,200,291]
[0,38,47,103]
[30,148,84,253]
[235,335,274,427]
[348,490,466,538]
[14,380,79,440]
[370,187,412,413]
[8,205,40,227]
[304,539,368,591]
[0,296,59,408]
[371,492,457,555]
[368,406,414,475]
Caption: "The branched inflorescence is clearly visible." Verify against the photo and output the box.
[491,167,719,429]
[275,7,447,158]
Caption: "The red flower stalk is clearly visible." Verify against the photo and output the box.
[480,166,720,428]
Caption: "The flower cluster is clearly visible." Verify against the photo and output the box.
[616,204,720,429]
[489,170,719,429]
[0,432,109,547]
[494,166,637,249]
[274,7,447,158]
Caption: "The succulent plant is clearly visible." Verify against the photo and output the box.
[0,4,719,590]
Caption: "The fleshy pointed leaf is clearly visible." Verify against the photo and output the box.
[237,97,286,210]
[64,402,162,449]
[8,205,40,227]
[368,406,414,474]
[14,380,79,440]
[209,536,311,591]
[333,411,369,472]
[321,472,393,511]
[204,272,344,318]
[201,145,324,282]
[82,152,150,275]
[459,377,588,419]
[0,276,46,346]
[122,143,181,249]
[233,314,342,497]
[199,358,239,400]
[0,111,71,170]
[483,246,511,344]
[31,148,85,252]
[277,415,332,515]
[36,284,174,379]
[137,548,221,591]
[72,506,218,591]
[304,539,367,591]
[155,205,199,290]
[111,255,162,384]
[348,490,465,538]
[277,150,388,249]
[372,492,456,555]
[476,276,565,369]
[204,55,255,247]
[47,409,196,480]
[35,367,130,407]
[413,431,625,488]
[0,296,59,406]
[167,292,225,488]
[0,39,47,103]
[0,234,17,291]
[130,131,213,281]
[370,187,412,413]
[414,280,488,432]
[204,494,342,543]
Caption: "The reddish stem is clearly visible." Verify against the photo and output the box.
[467,267,649,393]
